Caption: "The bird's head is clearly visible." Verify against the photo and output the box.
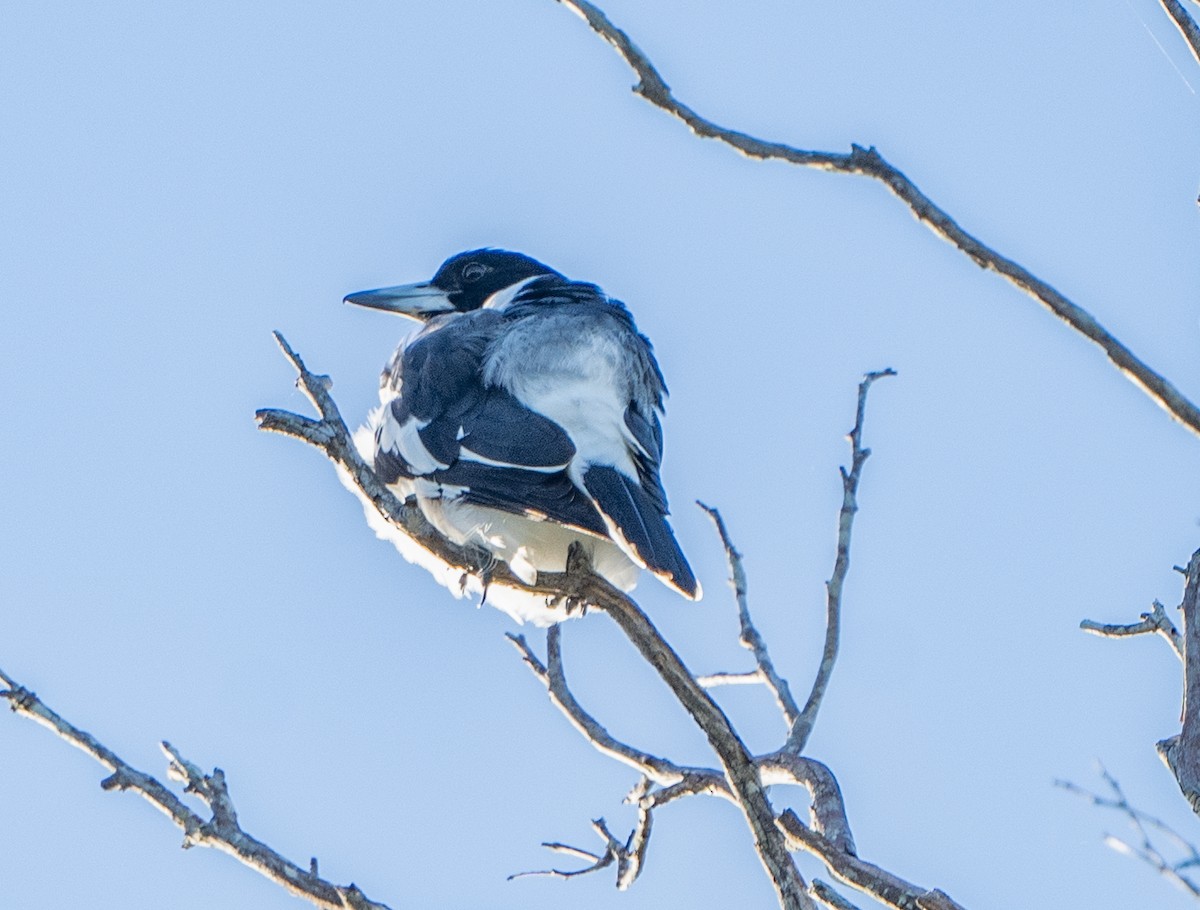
[344,249,562,320]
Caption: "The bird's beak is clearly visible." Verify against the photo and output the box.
[343,282,456,319]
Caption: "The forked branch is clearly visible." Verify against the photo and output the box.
[509,371,965,909]
[1057,769,1200,898]
[1080,600,1183,661]
[0,666,391,910]
[698,502,800,727]
[787,369,894,753]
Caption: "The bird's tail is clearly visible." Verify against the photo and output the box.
[582,466,701,600]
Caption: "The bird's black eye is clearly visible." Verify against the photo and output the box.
[461,262,488,283]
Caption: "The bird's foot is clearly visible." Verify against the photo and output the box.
[556,542,595,616]
[463,545,499,605]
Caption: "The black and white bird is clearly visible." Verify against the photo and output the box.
[345,249,699,624]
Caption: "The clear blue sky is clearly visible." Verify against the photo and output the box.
[3,2,1199,908]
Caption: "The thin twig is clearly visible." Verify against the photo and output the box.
[506,627,697,784]
[509,841,614,881]
[553,0,1200,439]
[787,370,894,753]
[698,502,800,726]
[1057,769,1200,896]
[508,803,654,891]
[0,666,391,910]
[696,670,766,687]
[1058,774,1200,861]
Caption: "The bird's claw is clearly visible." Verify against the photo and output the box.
[558,542,595,616]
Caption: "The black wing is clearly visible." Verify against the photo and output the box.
[581,463,699,599]
[580,402,697,599]
[373,313,607,536]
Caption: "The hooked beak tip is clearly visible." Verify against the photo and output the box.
[343,282,455,318]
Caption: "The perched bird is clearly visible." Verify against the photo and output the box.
[345,249,699,624]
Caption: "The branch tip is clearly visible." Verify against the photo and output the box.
[787,369,890,754]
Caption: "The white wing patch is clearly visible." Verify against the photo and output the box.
[457,446,568,473]
[377,411,448,475]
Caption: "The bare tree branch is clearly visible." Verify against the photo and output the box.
[694,370,893,756]
[581,580,815,908]
[0,666,392,910]
[809,879,865,910]
[698,502,800,727]
[506,627,700,785]
[1057,769,1200,897]
[518,791,656,891]
[1163,0,1200,65]
[779,811,967,910]
[509,627,856,852]
[511,842,612,881]
[513,632,891,894]
[552,0,1200,439]
[509,812,654,889]
[696,670,767,687]
[770,753,857,855]
[787,370,894,754]
[1080,600,1183,661]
